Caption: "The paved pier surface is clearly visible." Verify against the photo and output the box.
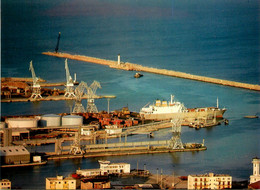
[46,146,206,160]
[1,94,115,103]
[1,77,46,83]
[43,52,260,91]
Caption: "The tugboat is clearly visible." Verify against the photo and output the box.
[134,72,143,78]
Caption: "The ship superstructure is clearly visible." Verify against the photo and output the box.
[140,95,185,115]
[140,95,226,121]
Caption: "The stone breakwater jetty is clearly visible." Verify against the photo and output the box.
[43,52,260,91]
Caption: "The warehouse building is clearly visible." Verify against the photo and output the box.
[81,176,110,189]
[0,146,30,165]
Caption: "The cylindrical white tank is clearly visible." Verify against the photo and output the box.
[6,118,38,128]
[62,115,83,126]
[0,122,6,129]
[40,114,61,127]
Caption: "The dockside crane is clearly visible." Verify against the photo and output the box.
[64,59,76,98]
[70,126,83,155]
[73,81,88,113]
[168,114,184,149]
[86,80,101,113]
[29,61,42,99]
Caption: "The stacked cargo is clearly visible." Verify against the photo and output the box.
[124,119,133,127]
[112,119,123,128]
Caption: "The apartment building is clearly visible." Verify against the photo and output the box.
[46,176,78,189]
[188,173,232,189]
[250,157,260,184]
[0,179,11,189]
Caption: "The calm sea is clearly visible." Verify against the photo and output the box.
[1,0,260,188]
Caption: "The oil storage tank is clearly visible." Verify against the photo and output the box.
[40,114,61,127]
[62,115,83,126]
[6,118,38,128]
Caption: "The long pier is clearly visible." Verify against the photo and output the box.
[1,94,116,103]
[46,146,206,160]
[43,52,260,91]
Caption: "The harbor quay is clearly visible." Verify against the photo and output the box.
[0,106,256,189]
[3,157,257,189]
[0,109,207,162]
[43,52,260,91]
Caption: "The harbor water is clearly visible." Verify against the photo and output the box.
[1,0,260,188]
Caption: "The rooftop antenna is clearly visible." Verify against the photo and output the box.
[55,32,61,53]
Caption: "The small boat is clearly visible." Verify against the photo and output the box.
[244,115,259,119]
[134,72,143,78]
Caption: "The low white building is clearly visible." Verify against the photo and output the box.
[188,173,232,189]
[81,126,96,136]
[33,156,42,163]
[99,160,130,174]
[76,160,130,177]
[76,169,102,177]
[105,127,122,135]
[81,128,92,136]
[250,157,260,184]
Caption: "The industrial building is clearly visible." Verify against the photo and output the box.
[0,146,30,165]
[188,173,232,189]
[39,114,61,127]
[46,176,78,190]
[62,115,83,126]
[80,176,110,189]
[5,118,38,128]
[250,157,260,184]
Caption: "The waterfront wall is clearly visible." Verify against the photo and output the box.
[43,52,260,91]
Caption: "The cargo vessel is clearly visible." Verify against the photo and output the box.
[140,95,226,121]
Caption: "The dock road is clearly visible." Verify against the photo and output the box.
[43,52,260,91]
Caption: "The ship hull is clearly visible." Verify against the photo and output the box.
[140,108,226,121]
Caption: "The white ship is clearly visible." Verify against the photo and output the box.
[140,95,226,121]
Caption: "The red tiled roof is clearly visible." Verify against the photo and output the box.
[249,181,260,189]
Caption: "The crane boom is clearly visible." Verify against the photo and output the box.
[65,59,73,86]
[29,60,39,87]
[29,60,42,99]
[75,81,88,101]
[89,80,101,96]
